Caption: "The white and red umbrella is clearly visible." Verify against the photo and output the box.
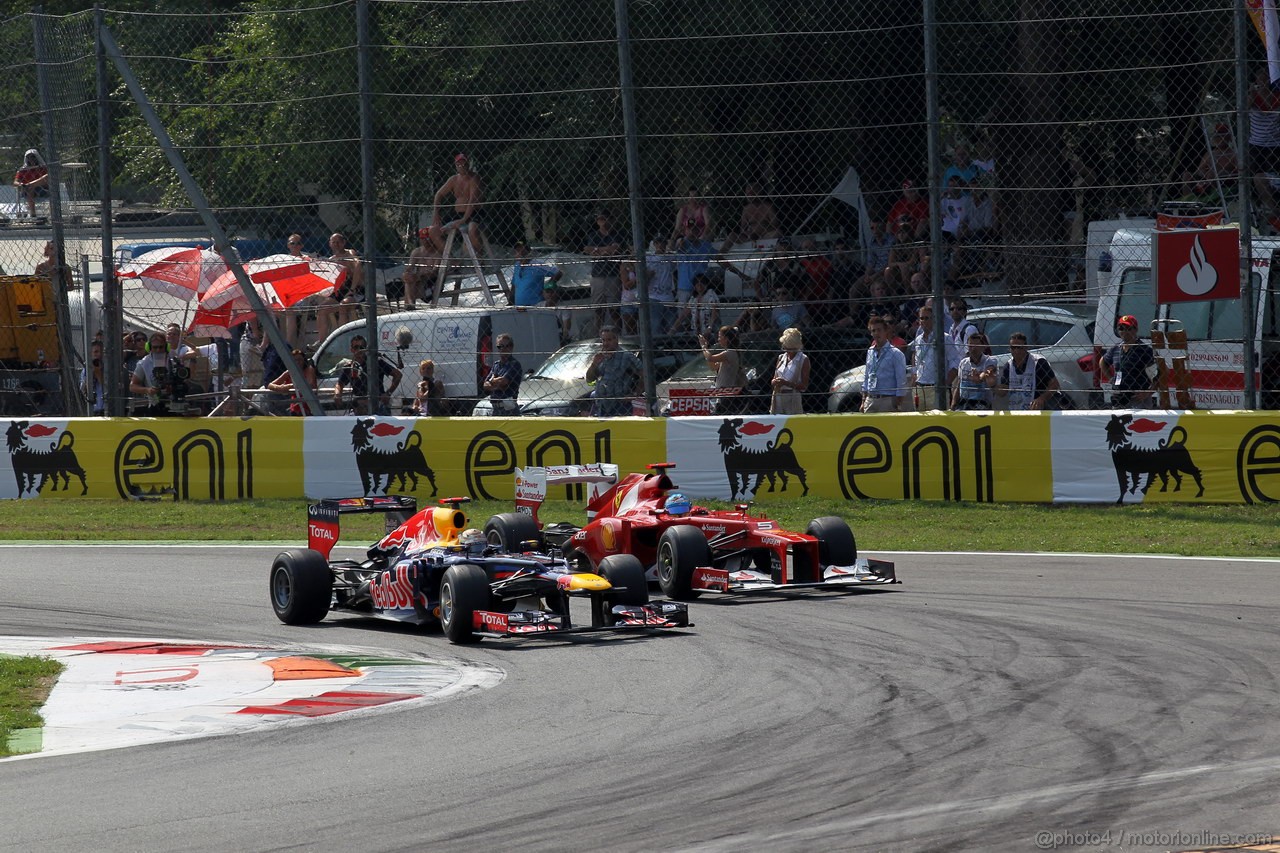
[201,254,348,321]
[116,246,228,300]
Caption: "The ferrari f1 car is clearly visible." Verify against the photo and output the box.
[485,463,899,599]
[269,495,690,644]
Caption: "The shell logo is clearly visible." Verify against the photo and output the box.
[600,521,618,552]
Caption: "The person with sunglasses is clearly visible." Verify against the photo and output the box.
[482,333,522,415]
[333,334,401,415]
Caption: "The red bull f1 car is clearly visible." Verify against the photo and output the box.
[269,495,690,644]
[486,463,899,600]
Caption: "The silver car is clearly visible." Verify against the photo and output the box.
[828,303,1097,412]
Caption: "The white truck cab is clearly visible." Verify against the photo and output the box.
[1096,226,1280,408]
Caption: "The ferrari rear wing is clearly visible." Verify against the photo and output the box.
[307,496,418,559]
[515,463,619,524]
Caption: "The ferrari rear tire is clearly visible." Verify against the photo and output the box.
[270,549,332,625]
[656,525,710,601]
[601,554,649,606]
[484,512,543,552]
[439,563,491,644]
[807,516,857,567]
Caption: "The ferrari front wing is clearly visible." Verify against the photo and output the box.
[691,556,899,594]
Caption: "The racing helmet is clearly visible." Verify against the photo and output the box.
[460,528,487,553]
[665,492,692,516]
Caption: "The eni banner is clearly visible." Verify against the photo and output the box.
[3,412,1279,504]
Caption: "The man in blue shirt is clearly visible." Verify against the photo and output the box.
[861,314,907,413]
[510,239,562,306]
[674,224,716,309]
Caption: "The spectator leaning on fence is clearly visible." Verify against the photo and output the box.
[996,331,1063,411]
[482,332,522,415]
[861,313,907,413]
[1099,314,1156,409]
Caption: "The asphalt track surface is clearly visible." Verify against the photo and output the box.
[0,544,1277,853]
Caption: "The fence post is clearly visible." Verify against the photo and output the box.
[358,0,379,417]
[615,0,655,413]
[1235,0,1257,410]
[924,0,948,395]
[34,10,84,416]
[96,5,122,416]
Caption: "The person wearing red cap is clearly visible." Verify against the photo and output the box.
[429,153,486,255]
[1100,315,1156,408]
[403,227,442,311]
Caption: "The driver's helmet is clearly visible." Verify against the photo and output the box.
[665,492,692,516]
[459,528,487,553]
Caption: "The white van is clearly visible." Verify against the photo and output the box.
[1096,226,1280,408]
[312,306,564,414]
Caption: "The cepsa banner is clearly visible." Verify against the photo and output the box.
[4,412,1280,505]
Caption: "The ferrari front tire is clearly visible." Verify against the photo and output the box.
[807,516,857,567]
[439,563,491,644]
[656,525,710,601]
[270,548,332,625]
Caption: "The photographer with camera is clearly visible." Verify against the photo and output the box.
[333,334,401,416]
[130,331,193,416]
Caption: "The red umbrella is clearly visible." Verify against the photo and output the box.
[202,254,348,319]
[116,246,228,300]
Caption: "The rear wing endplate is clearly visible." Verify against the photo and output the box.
[515,463,619,525]
[307,495,418,559]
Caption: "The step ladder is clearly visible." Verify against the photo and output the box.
[430,229,511,307]
[1151,319,1195,409]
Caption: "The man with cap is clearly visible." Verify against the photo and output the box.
[510,239,562,307]
[1100,315,1156,408]
[429,153,486,253]
[403,227,443,311]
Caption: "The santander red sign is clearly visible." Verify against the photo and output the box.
[1153,227,1240,304]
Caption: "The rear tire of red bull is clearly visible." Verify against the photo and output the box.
[270,548,332,625]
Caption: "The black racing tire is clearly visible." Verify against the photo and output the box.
[600,554,649,607]
[807,516,858,567]
[439,563,491,644]
[484,512,544,552]
[656,525,711,601]
[270,548,333,625]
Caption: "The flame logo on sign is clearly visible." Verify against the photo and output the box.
[1176,235,1218,296]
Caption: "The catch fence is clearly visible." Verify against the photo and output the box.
[0,0,1268,418]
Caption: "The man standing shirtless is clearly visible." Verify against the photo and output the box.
[318,232,364,336]
[403,227,442,310]
[429,153,485,253]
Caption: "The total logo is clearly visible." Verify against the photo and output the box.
[475,611,510,630]
[308,523,336,542]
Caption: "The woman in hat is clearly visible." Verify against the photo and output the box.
[770,327,810,415]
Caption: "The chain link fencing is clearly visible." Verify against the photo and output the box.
[0,0,1270,418]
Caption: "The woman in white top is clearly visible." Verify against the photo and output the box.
[672,273,720,337]
[770,327,810,415]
